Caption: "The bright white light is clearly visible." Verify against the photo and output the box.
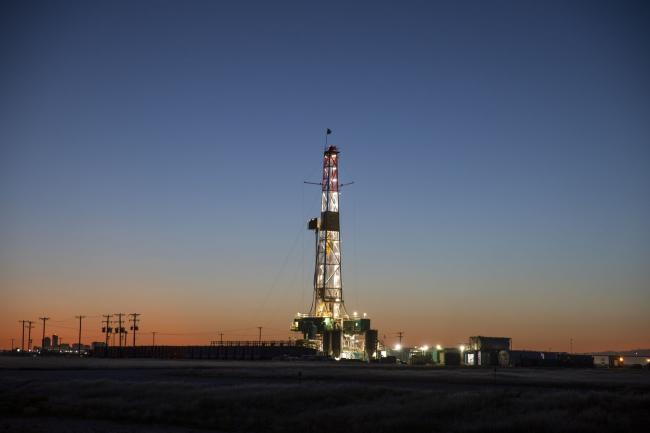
[436,344,442,351]
[363,313,367,318]
[394,344,402,351]
[421,345,429,351]
[460,345,466,352]
[353,311,358,316]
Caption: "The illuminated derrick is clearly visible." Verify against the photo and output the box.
[312,146,345,319]
[291,143,379,360]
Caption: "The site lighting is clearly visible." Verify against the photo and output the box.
[436,344,442,351]
[394,344,402,351]
[459,345,466,352]
[619,357,624,362]
[421,345,429,351]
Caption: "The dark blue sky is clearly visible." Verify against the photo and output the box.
[1,0,649,349]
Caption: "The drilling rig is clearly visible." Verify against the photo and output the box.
[291,144,378,360]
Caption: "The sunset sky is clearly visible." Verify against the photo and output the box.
[1,0,649,352]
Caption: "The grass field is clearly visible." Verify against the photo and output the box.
[1,356,649,432]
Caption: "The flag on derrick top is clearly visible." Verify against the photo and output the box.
[326,128,332,135]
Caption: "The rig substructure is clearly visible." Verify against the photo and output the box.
[291,144,378,360]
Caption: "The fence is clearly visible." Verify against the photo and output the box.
[93,342,316,360]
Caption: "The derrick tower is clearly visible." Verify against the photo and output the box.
[291,142,378,360]
[311,145,346,318]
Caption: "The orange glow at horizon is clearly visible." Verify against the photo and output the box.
[2,271,648,352]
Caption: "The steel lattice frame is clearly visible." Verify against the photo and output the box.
[311,146,347,319]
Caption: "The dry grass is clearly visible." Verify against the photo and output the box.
[1,358,649,432]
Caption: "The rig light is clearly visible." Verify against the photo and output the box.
[394,344,402,351]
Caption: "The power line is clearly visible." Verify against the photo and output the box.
[75,316,86,356]
[151,327,257,336]
[114,313,125,347]
[102,314,113,347]
[39,317,50,349]
[256,225,304,319]
[129,313,140,347]
[26,320,34,351]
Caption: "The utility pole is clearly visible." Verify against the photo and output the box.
[26,321,34,351]
[152,331,156,347]
[220,332,224,345]
[39,317,50,350]
[75,316,85,356]
[128,313,140,347]
[396,331,404,346]
[19,320,26,351]
[102,314,112,347]
[257,326,262,344]
[115,313,124,347]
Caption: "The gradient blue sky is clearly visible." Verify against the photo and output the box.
[1,0,649,350]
